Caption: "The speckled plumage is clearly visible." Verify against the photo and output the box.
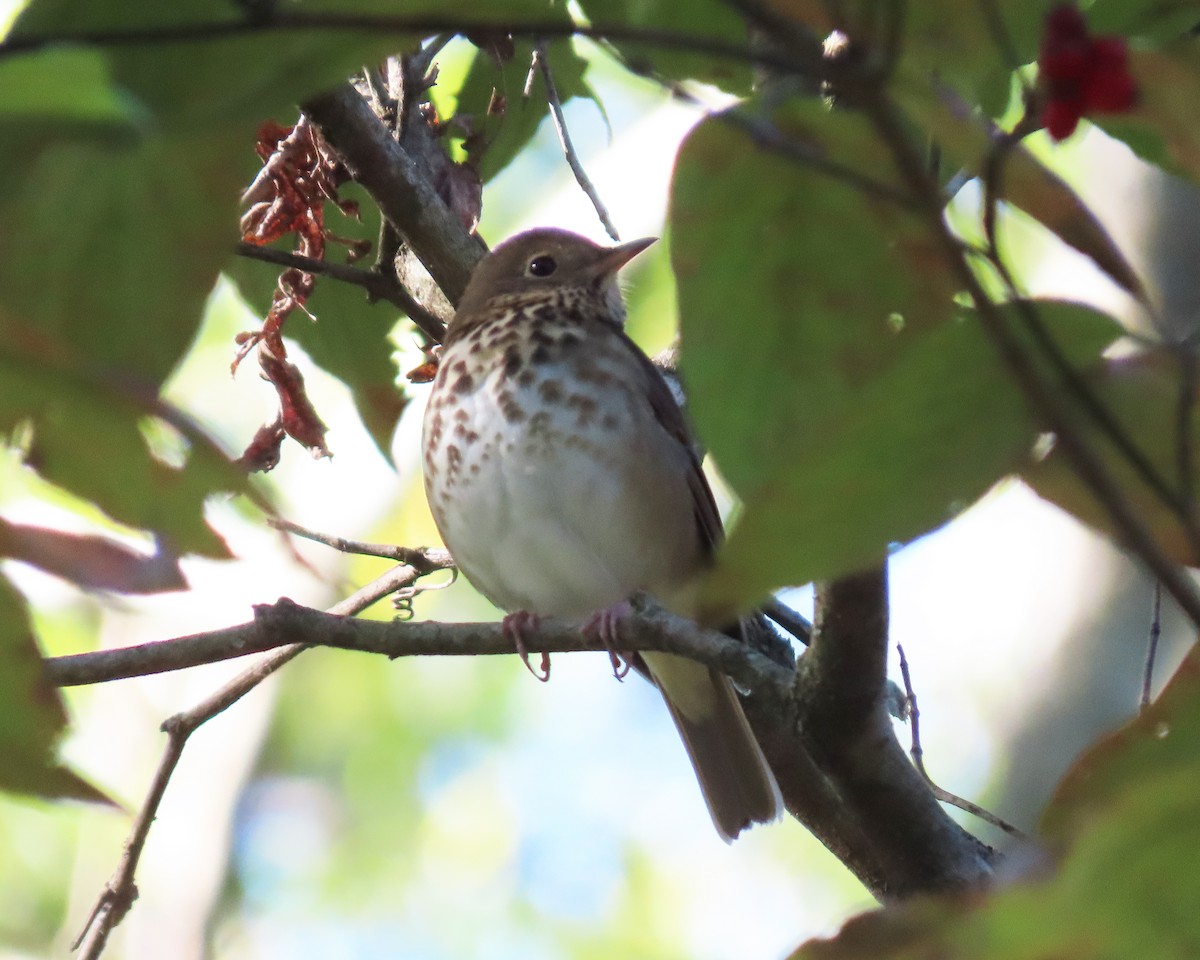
[422,228,780,841]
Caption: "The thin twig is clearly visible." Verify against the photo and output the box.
[533,41,621,241]
[71,731,187,956]
[70,565,423,957]
[859,86,1200,632]
[975,123,1200,561]
[270,518,454,567]
[975,0,1023,75]
[410,33,453,79]
[896,644,1025,838]
[0,13,821,80]
[798,565,997,889]
[234,241,447,342]
[272,522,457,619]
[359,64,391,117]
[631,68,919,211]
[1141,580,1163,712]
[763,597,813,645]
[1175,344,1198,541]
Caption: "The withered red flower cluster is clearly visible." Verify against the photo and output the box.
[236,118,364,471]
[1038,4,1137,141]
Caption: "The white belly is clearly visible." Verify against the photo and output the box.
[423,352,702,617]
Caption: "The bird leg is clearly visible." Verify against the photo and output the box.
[501,610,551,682]
[583,601,634,680]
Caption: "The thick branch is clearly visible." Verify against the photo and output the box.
[45,599,794,701]
[800,566,890,721]
[739,684,889,895]
[46,589,992,902]
[53,592,907,894]
[302,83,486,303]
[796,564,996,896]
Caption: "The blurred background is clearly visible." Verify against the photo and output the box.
[2,22,1198,960]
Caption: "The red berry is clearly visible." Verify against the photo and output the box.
[1042,97,1082,141]
[1038,5,1136,141]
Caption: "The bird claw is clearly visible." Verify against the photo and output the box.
[502,610,551,682]
[608,649,633,681]
[583,602,634,681]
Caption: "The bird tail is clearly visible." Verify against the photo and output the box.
[642,650,782,842]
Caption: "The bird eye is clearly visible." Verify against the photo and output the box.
[527,255,557,277]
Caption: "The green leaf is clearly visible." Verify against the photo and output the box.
[0,130,250,386]
[0,575,110,804]
[12,1,392,132]
[577,0,752,93]
[897,78,1146,301]
[671,100,1119,611]
[791,647,1200,960]
[671,100,941,605]
[672,100,957,466]
[0,338,244,558]
[1023,347,1200,566]
[1085,0,1200,42]
[767,1,1038,116]
[899,0,1038,117]
[715,302,1117,610]
[459,39,595,183]
[1096,42,1200,189]
[3,0,582,473]
[12,0,579,130]
[0,46,134,124]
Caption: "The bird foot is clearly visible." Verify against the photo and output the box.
[502,610,551,682]
[583,601,634,681]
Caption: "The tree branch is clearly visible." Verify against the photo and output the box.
[897,643,1025,838]
[797,563,997,896]
[52,589,911,898]
[234,241,448,342]
[1142,580,1163,712]
[46,582,994,902]
[301,83,486,304]
[270,518,454,565]
[46,597,795,700]
[1,13,818,80]
[70,565,421,958]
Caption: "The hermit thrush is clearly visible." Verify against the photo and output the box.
[422,227,781,840]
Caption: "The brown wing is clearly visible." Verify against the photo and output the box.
[614,334,783,839]
[614,329,725,559]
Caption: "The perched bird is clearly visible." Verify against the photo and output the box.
[422,227,781,840]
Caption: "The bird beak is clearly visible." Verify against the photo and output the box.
[596,236,657,274]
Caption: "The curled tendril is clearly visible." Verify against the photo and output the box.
[391,568,459,620]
